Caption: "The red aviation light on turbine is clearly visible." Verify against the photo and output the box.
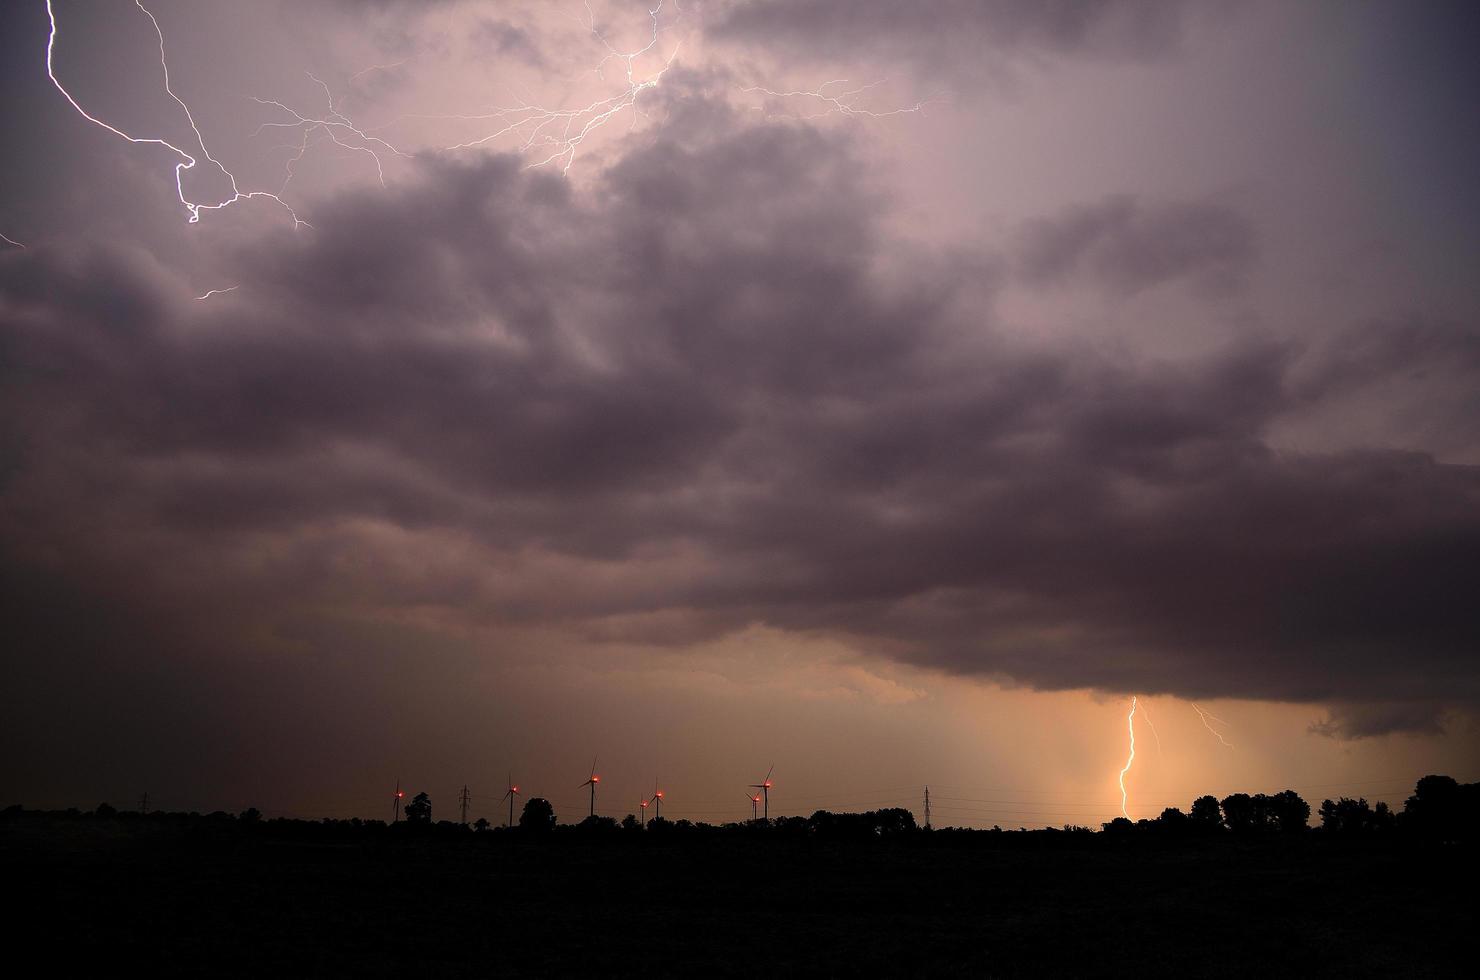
[654,791,664,799]
[591,775,600,783]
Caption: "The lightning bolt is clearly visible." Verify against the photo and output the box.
[44,0,305,229]
[0,233,25,249]
[1118,695,1138,819]
[1191,702,1234,749]
[1138,696,1163,758]
[36,0,932,259]
[421,0,681,172]
[250,72,410,193]
[347,60,408,85]
[740,78,941,120]
[194,284,239,301]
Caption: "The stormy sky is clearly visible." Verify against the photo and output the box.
[2,0,1477,826]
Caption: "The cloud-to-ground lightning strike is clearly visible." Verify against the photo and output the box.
[1192,702,1235,749]
[1118,696,1138,819]
[194,285,239,301]
[44,0,305,229]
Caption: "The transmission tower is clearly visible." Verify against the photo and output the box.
[459,785,471,826]
[138,791,150,815]
[923,786,931,830]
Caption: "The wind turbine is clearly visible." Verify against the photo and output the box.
[392,778,404,823]
[747,792,761,822]
[749,765,774,822]
[652,779,665,821]
[502,773,521,828]
[579,757,600,818]
[639,796,650,827]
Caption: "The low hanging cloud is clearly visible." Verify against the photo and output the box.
[2,78,1477,741]
[1015,195,1256,296]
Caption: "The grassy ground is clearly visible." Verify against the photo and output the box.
[4,819,1471,977]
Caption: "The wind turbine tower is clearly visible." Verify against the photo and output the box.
[749,765,774,822]
[579,757,601,818]
[502,773,521,828]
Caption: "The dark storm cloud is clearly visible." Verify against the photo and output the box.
[709,0,1186,82]
[3,77,1478,740]
[1015,195,1256,295]
[1310,702,1448,740]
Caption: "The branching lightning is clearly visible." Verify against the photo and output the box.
[44,0,305,229]
[1139,697,1163,758]
[1118,695,1138,819]
[251,74,409,193]
[1192,702,1234,749]
[407,0,680,172]
[740,78,940,121]
[33,0,934,295]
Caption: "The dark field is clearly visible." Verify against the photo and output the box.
[5,819,1472,977]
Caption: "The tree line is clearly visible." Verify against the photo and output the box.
[1097,774,1476,839]
[6,774,1474,843]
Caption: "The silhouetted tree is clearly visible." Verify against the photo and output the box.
[94,802,117,818]
[1101,817,1134,834]
[621,814,640,832]
[239,807,262,824]
[1267,790,1310,833]
[404,792,432,825]
[1220,793,1256,833]
[1319,797,1394,834]
[807,808,918,839]
[1190,795,1221,830]
[1157,807,1189,835]
[472,817,490,832]
[520,797,555,832]
[1403,775,1479,841]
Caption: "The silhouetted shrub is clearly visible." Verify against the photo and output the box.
[578,814,619,833]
